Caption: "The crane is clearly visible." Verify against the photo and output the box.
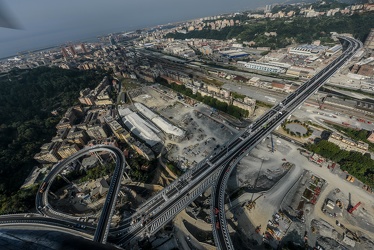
[348,202,361,214]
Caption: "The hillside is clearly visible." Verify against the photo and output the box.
[0,67,106,214]
[166,12,374,48]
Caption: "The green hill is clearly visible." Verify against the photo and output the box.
[0,67,106,214]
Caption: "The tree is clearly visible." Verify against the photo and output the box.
[0,67,107,213]
[166,12,374,48]
[305,140,374,187]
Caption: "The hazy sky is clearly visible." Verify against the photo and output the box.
[0,0,283,58]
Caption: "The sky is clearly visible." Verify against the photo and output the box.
[0,0,284,58]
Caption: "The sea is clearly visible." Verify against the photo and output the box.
[0,0,315,59]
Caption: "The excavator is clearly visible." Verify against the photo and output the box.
[246,193,264,211]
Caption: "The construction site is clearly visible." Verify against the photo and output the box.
[105,82,374,249]
[215,134,374,250]
[130,84,238,171]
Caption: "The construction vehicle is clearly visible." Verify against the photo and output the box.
[255,225,261,234]
[348,202,361,214]
[246,193,264,211]
[214,208,219,215]
[357,118,365,123]
[346,175,355,183]
[362,185,372,193]
[264,232,273,240]
[39,181,48,193]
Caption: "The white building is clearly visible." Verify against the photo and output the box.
[289,44,328,56]
[238,61,286,74]
[325,45,342,56]
[120,108,161,147]
[135,103,185,139]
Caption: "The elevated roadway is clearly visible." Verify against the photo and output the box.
[0,213,95,237]
[35,145,126,244]
[109,36,362,247]
[211,36,363,250]
[0,36,363,249]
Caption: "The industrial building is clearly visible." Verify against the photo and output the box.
[135,103,185,140]
[324,97,374,115]
[119,107,162,147]
[328,133,368,154]
[350,58,374,77]
[286,66,316,78]
[288,44,328,56]
[237,61,286,74]
[325,45,342,56]
[219,50,249,59]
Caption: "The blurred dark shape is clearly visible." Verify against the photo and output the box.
[0,1,22,29]
[0,228,119,250]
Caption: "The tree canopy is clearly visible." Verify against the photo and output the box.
[0,67,106,214]
[166,12,374,49]
[305,140,374,188]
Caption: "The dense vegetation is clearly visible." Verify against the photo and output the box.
[166,163,183,177]
[166,12,374,49]
[79,163,116,183]
[0,185,39,214]
[127,157,157,183]
[50,163,116,192]
[305,140,374,188]
[0,67,106,214]
[157,77,249,118]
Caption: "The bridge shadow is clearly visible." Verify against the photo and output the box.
[228,206,266,250]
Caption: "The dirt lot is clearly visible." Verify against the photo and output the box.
[132,85,236,170]
[225,136,374,249]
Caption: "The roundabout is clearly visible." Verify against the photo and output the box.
[282,120,312,138]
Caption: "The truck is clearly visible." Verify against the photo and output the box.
[39,181,48,193]
[346,175,355,183]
